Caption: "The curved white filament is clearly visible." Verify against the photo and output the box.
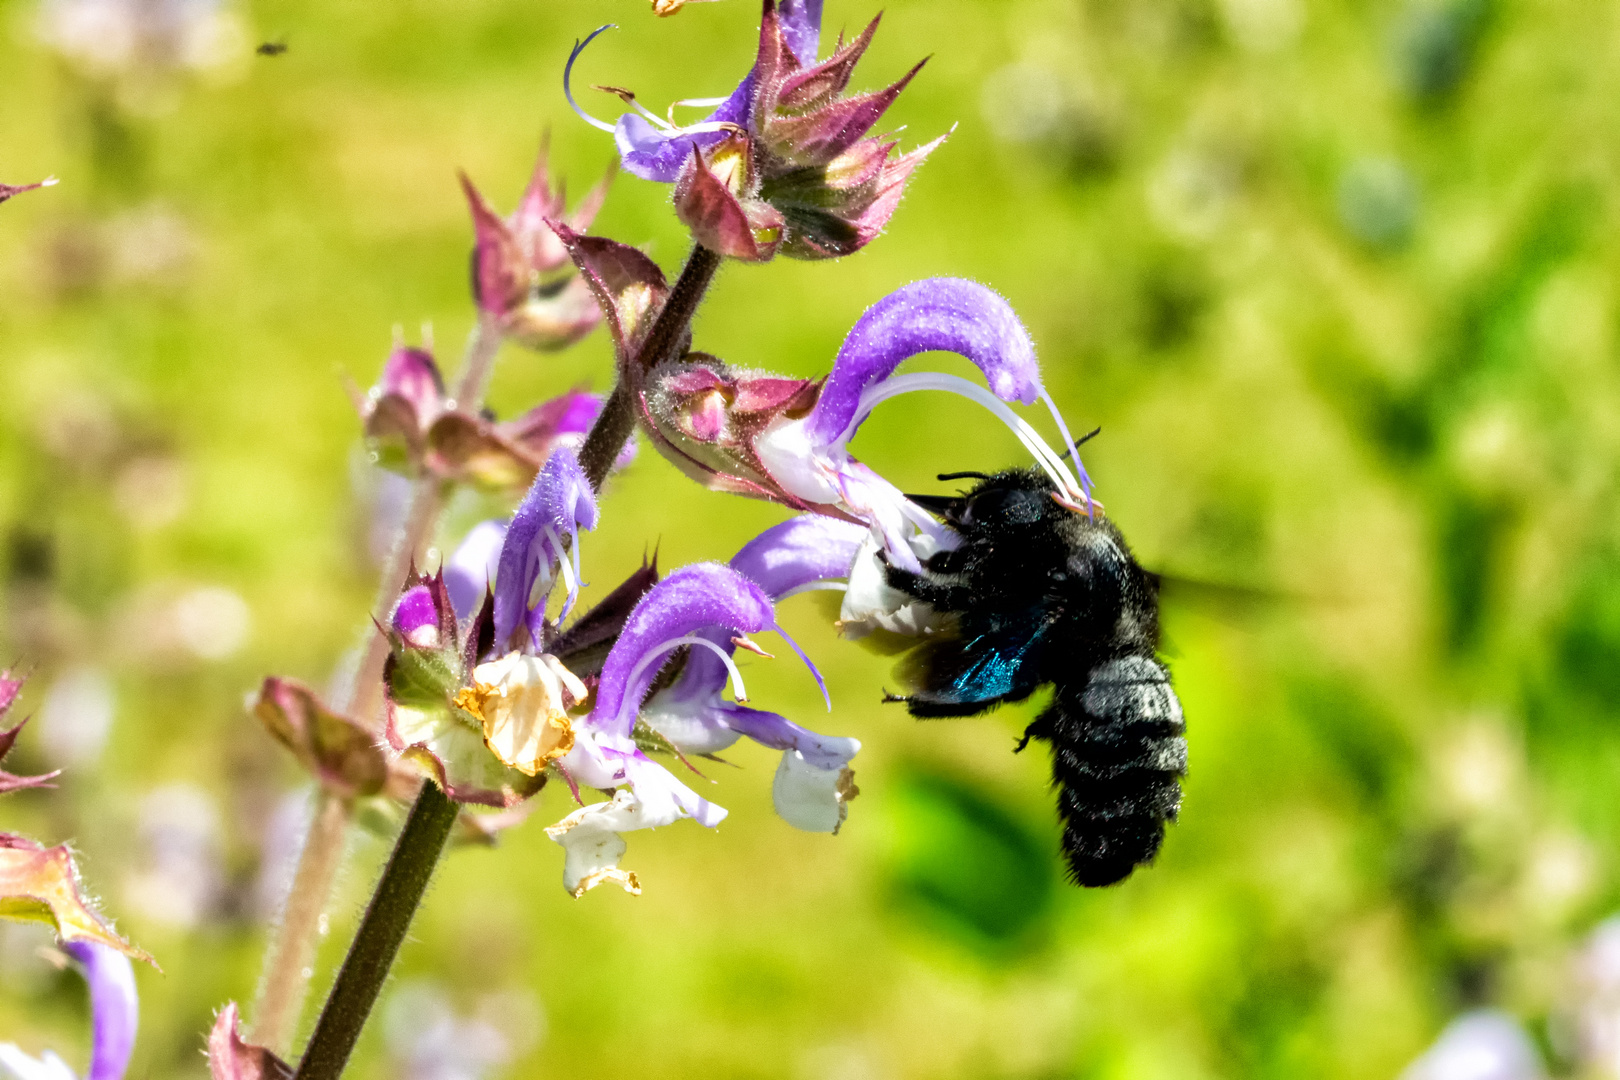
[841,373,1083,500]
[775,580,849,600]
[543,526,578,617]
[622,635,750,721]
[667,96,731,125]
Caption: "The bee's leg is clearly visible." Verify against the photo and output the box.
[924,548,970,575]
[881,559,974,608]
[1014,713,1053,753]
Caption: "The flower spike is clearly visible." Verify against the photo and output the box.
[570,0,934,259]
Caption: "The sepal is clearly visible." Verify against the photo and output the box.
[207,1004,292,1080]
[0,177,58,205]
[673,136,783,262]
[356,345,615,491]
[461,141,615,351]
[252,678,396,800]
[549,222,669,365]
[382,570,551,807]
[639,354,825,507]
[0,835,153,965]
[0,671,59,795]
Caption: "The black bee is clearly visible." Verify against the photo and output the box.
[882,467,1186,887]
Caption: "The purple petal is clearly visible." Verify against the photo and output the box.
[592,564,774,738]
[660,515,860,704]
[723,705,856,768]
[730,514,866,599]
[778,0,824,66]
[615,79,752,183]
[392,585,440,643]
[64,942,137,1080]
[552,391,604,436]
[444,519,508,621]
[802,278,1041,449]
[492,448,597,648]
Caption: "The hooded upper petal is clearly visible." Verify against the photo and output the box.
[591,564,774,738]
[492,448,597,649]
[802,278,1041,449]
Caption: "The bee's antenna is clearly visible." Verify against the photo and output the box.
[1058,427,1102,461]
[936,471,990,482]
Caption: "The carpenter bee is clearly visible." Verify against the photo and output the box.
[882,467,1186,887]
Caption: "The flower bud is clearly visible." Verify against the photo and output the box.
[462,140,615,350]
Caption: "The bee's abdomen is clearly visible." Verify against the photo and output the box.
[1041,655,1185,887]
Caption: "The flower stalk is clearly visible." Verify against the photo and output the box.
[291,783,461,1080]
[579,243,722,488]
[250,789,349,1055]
[252,313,501,1052]
[282,244,721,1073]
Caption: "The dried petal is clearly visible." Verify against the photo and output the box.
[772,751,857,832]
[456,653,586,776]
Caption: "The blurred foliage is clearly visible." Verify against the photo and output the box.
[3,0,1620,1075]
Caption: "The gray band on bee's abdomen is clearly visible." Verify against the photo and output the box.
[1080,656,1185,734]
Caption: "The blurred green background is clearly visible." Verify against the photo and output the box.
[3,0,1620,1075]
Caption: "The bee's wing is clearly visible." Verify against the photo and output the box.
[896,609,1054,716]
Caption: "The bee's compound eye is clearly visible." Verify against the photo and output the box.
[962,487,1044,526]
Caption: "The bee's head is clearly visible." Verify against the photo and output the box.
[911,468,1070,535]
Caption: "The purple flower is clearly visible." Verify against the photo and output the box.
[639,516,865,830]
[491,447,598,650]
[642,277,1092,597]
[547,561,839,894]
[567,0,937,260]
[0,942,138,1080]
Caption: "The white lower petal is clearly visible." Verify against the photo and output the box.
[640,692,744,756]
[545,790,642,897]
[773,750,859,834]
[545,751,728,896]
[838,533,949,639]
[753,418,843,505]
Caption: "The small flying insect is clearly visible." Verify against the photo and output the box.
[882,462,1186,888]
[255,39,288,56]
